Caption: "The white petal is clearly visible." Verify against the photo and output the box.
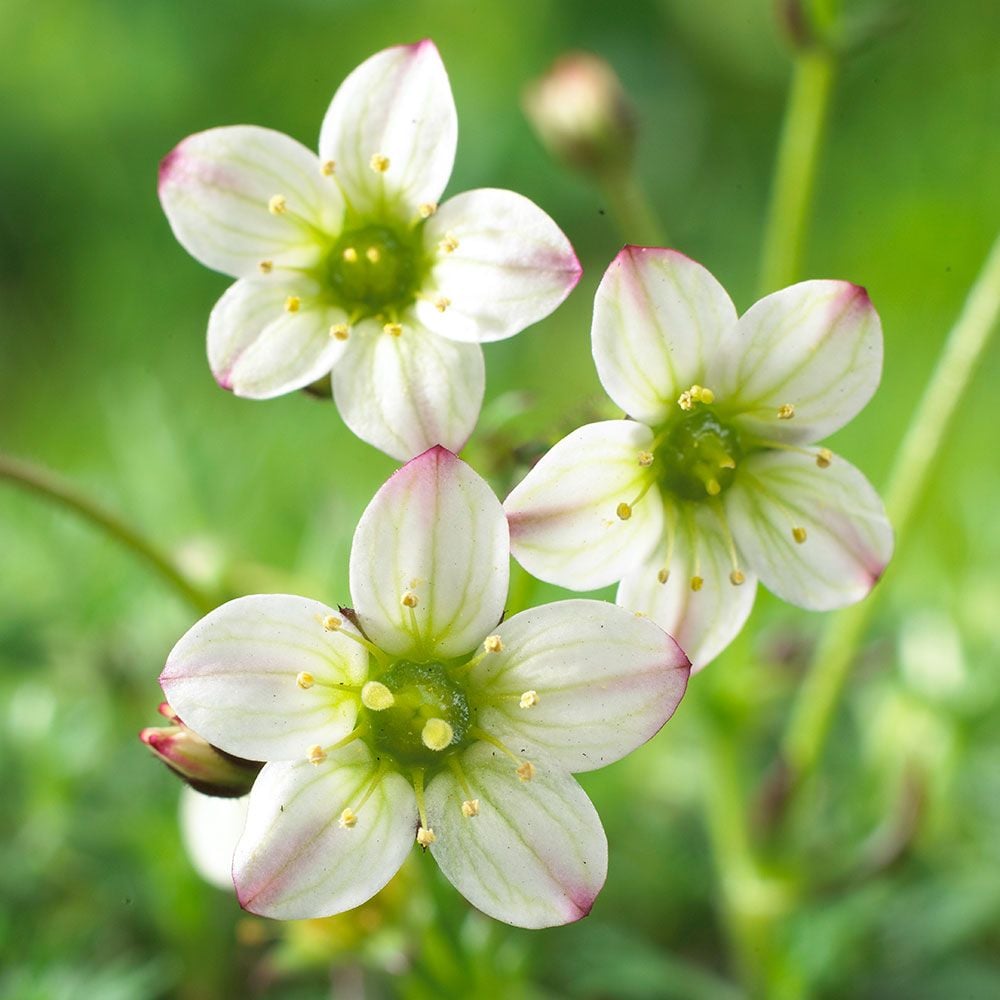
[349,447,509,659]
[161,595,367,762]
[416,189,581,343]
[331,319,484,461]
[233,743,415,919]
[504,421,663,591]
[617,500,758,670]
[470,599,689,771]
[426,743,607,928]
[718,281,883,443]
[179,788,249,891]
[207,277,348,396]
[159,125,343,278]
[592,247,738,425]
[726,450,893,610]
[318,41,457,217]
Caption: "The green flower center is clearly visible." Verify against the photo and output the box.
[659,408,743,501]
[367,660,471,766]
[326,223,427,318]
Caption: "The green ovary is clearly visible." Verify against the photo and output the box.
[659,409,743,501]
[367,660,471,766]
[326,223,427,318]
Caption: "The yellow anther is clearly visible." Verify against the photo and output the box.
[258,260,274,274]
[638,451,654,467]
[677,390,694,411]
[296,671,315,689]
[321,160,336,175]
[483,635,503,654]
[342,247,358,263]
[705,478,721,496]
[330,323,350,341]
[657,568,670,584]
[400,590,418,608]
[690,576,704,592]
[361,681,395,711]
[461,799,480,818]
[434,296,451,313]
[421,718,454,752]
[384,322,403,337]
[730,570,746,586]
[679,384,715,410]
[365,246,381,263]
[416,826,436,848]
[308,745,327,765]
[370,153,390,173]
[698,387,715,404]
[322,615,342,631]
[517,761,536,783]
[792,526,807,544]
[284,295,301,313]
[816,448,832,469]
[616,502,632,521]
[519,690,539,709]
[418,202,438,219]
[338,808,357,829]
[439,233,459,254]
[268,194,287,215]
[777,403,796,420]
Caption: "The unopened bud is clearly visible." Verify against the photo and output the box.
[140,705,261,798]
[523,52,636,178]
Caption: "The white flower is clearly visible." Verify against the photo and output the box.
[504,247,894,669]
[160,447,689,928]
[158,41,581,461]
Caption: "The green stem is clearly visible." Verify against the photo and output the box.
[0,453,216,615]
[780,231,1000,792]
[598,167,668,247]
[758,49,837,295]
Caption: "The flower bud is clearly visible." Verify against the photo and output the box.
[140,702,261,798]
[523,52,637,178]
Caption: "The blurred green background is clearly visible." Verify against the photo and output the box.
[2,0,999,997]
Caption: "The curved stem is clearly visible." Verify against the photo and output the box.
[779,230,1000,798]
[758,49,837,295]
[598,167,669,247]
[0,453,217,615]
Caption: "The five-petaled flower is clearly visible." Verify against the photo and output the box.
[158,41,581,461]
[504,248,894,669]
[160,447,689,928]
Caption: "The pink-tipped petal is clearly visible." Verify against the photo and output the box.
[617,499,758,671]
[470,599,689,772]
[416,188,581,343]
[159,126,343,278]
[592,247,738,425]
[331,319,484,462]
[426,743,608,928]
[318,41,457,217]
[726,450,893,611]
[719,281,883,444]
[234,744,415,919]
[349,447,509,659]
[505,420,663,591]
[161,595,367,762]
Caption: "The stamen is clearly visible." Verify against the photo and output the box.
[678,384,715,410]
[365,246,381,263]
[384,322,403,337]
[461,799,480,817]
[361,680,395,711]
[321,160,336,176]
[519,690,539,709]
[657,568,670,584]
[439,233,459,254]
[517,761,536,782]
[416,827,436,848]
[690,576,704,592]
[709,500,747,588]
[330,323,350,341]
[323,615,342,631]
[258,260,274,274]
[434,296,451,313]
[342,247,359,263]
[730,570,745,586]
[792,526,808,544]
[418,202,437,219]
[308,745,327,765]
[400,591,419,608]
[816,448,832,469]
[617,502,632,521]
[296,671,315,689]
[777,403,796,420]
[369,153,390,173]
[638,451,654,467]
[412,768,434,849]
[705,477,721,497]
[421,718,454,752]
[338,808,357,829]
[268,194,287,215]
[471,727,535,780]
[319,614,390,667]
[284,296,301,313]
[682,504,704,593]
[483,634,503,654]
